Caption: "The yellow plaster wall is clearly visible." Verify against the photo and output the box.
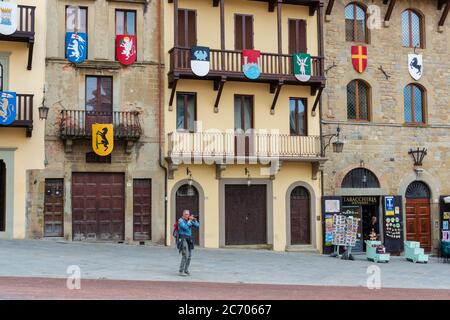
[0,0,46,239]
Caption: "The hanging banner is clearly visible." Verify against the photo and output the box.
[351,46,367,73]
[0,1,17,36]
[66,32,87,64]
[0,92,16,126]
[190,46,210,77]
[293,53,312,82]
[116,35,137,66]
[92,124,114,156]
[242,49,261,80]
[408,54,423,80]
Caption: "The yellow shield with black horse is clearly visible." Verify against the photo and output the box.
[92,124,114,156]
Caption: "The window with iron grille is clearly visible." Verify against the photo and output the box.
[404,84,425,124]
[402,9,423,48]
[345,3,367,43]
[347,80,370,121]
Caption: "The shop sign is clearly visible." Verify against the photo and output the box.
[343,196,377,206]
[385,196,395,216]
[0,1,17,36]
[0,92,16,126]
[92,124,114,156]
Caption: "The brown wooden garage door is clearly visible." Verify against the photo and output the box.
[225,185,267,245]
[72,173,125,241]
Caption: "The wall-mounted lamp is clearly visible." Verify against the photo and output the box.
[38,86,49,120]
[408,148,427,167]
[245,167,251,186]
[187,167,193,186]
[322,126,344,155]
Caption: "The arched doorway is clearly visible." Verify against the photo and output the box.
[0,160,5,232]
[175,184,200,245]
[290,186,310,245]
[405,181,431,252]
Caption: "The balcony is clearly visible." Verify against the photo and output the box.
[0,5,36,70]
[60,110,142,153]
[169,47,325,88]
[1,94,34,137]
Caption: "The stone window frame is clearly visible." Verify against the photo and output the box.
[344,2,370,44]
[346,79,371,122]
[401,8,425,49]
[403,83,427,126]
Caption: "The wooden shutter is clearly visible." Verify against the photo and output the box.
[244,15,253,49]
[178,9,196,48]
[235,14,253,50]
[288,19,307,54]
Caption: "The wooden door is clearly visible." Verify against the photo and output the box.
[225,185,267,245]
[72,173,125,241]
[175,185,200,245]
[406,198,431,252]
[85,76,113,135]
[234,95,254,157]
[290,187,310,245]
[44,179,64,237]
[0,160,5,232]
[133,179,152,241]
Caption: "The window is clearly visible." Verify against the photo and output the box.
[116,10,136,35]
[86,76,113,113]
[404,84,425,124]
[288,19,307,54]
[402,9,423,48]
[235,14,253,50]
[66,6,88,33]
[176,93,196,132]
[289,98,307,136]
[178,9,196,48]
[347,80,370,121]
[342,168,380,189]
[345,3,368,43]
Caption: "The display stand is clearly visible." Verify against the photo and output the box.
[330,214,360,261]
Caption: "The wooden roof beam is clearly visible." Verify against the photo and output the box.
[384,0,396,23]
[439,1,450,29]
[325,0,335,16]
[438,0,447,10]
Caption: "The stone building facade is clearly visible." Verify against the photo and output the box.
[27,0,165,244]
[322,0,449,253]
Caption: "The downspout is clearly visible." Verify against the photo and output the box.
[156,0,168,246]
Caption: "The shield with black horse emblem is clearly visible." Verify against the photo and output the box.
[92,124,114,156]
[408,54,423,80]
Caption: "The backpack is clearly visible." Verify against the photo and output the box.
[173,220,181,249]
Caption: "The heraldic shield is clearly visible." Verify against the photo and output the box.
[66,32,87,64]
[408,54,423,80]
[92,124,114,156]
[242,50,261,80]
[0,1,18,36]
[190,46,210,77]
[116,35,137,65]
[0,92,17,126]
[293,53,312,82]
[351,46,367,73]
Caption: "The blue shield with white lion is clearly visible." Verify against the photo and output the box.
[190,46,210,77]
[0,92,16,126]
[66,32,87,64]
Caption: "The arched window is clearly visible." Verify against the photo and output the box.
[347,79,370,121]
[342,168,380,189]
[402,9,424,48]
[404,84,426,124]
[345,3,368,43]
[406,181,430,199]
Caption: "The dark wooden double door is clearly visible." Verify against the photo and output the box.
[175,185,200,245]
[72,173,125,241]
[225,185,267,245]
[290,187,311,245]
[406,198,431,252]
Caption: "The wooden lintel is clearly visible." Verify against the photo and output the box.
[169,79,178,108]
[384,0,396,22]
[214,78,226,112]
[325,0,335,16]
[439,1,450,26]
[311,86,324,116]
[270,82,283,114]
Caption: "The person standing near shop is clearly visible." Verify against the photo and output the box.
[177,210,200,276]
[370,215,379,237]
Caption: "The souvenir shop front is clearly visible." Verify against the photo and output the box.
[322,195,404,255]
[441,196,450,242]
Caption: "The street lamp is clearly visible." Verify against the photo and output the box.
[38,86,49,120]
[408,148,427,166]
[322,126,344,155]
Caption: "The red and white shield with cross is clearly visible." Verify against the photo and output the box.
[351,46,367,73]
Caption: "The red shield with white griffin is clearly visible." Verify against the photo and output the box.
[116,35,137,65]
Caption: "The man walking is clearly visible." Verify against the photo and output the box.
[177,210,200,276]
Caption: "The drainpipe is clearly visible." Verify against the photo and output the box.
[156,0,168,246]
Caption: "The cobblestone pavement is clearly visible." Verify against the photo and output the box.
[0,240,449,291]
